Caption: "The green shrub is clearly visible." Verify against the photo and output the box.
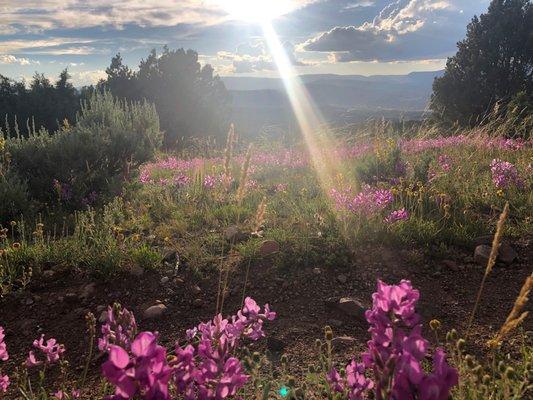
[5,91,162,214]
[0,170,31,223]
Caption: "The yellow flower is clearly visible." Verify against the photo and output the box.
[10,221,16,227]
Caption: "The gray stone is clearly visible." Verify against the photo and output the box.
[337,274,347,284]
[130,265,144,277]
[442,260,459,271]
[474,245,492,266]
[224,226,248,243]
[80,283,97,300]
[331,336,356,348]
[267,337,286,352]
[98,310,108,323]
[160,276,170,284]
[191,285,202,295]
[193,298,203,308]
[143,304,167,319]
[259,240,280,257]
[313,267,321,275]
[328,319,343,328]
[498,243,518,264]
[336,297,366,319]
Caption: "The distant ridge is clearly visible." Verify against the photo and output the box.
[221,70,444,134]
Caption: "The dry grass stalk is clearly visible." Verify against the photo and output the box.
[466,202,509,336]
[223,123,235,180]
[488,273,532,348]
[236,144,253,204]
[253,196,267,232]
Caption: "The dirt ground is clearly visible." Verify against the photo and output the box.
[0,238,531,396]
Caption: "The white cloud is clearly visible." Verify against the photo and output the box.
[70,70,107,86]
[0,54,39,65]
[303,0,480,62]
[0,1,316,33]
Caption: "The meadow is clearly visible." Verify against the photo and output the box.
[0,93,531,399]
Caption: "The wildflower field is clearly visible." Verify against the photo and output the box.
[0,99,532,399]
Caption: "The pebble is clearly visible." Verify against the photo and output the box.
[143,304,167,319]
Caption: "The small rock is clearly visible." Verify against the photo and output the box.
[267,337,286,352]
[498,243,518,264]
[337,274,347,284]
[224,226,248,243]
[474,245,491,266]
[130,265,144,277]
[160,276,170,284]
[259,240,280,257]
[174,277,185,285]
[163,250,178,264]
[328,319,343,328]
[336,297,366,319]
[80,282,97,300]
[65,292,78,303]
[313,267,321,275]
[191,285,202,295]
[193,298,203,308]
[331,336,356,348]
[42,270,55,280]
[143,304,167,319]
[98,310,108,323]
[22,297,34,306]
[442,260,459,271]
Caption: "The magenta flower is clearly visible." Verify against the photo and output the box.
[102,332,172,400]
[98,305,137,352]
[26,335,65,367]
[384,208,409,224]
[0,375,8,393]
[490,159,524,189]
[0,327,8,361]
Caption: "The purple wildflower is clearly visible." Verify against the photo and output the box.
[490,159,524,189]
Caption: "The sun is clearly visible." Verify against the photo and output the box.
[217,0,297,23]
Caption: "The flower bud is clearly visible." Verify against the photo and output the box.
[288,376,296,387]
[498,361,506,374]
[324,326,333,341]
[464,355,475,368]
[429,319,441,331]
[482,374,491,385]
[504,367,515,380]
[456,338,466,351]
[280,354,288,365]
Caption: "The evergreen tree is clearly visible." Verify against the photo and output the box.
[431,0,533,126]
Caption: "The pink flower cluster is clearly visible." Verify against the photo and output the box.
[330,186,394,217]
[490,159,524,189]
[98,305,138,352]
[26,335,66,367]
[384,208,409,224]
[0,327,9,393]
[328,280,458,400]
[437,154,452,172]
[100,297,275,399]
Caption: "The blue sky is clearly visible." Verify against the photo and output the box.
[0,1,491,86]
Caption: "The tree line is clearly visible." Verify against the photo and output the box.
[0,0,531,142]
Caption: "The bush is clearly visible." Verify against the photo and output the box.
[0,170,31,223]
[4,92,162,214]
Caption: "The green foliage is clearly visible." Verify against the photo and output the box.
[129,244,162,270]
[431,0,533,127]
[4,91,162,214]
[0,170,31,222]
[101,48,230,147]
[355,140,404,184]
[0,69,80,135]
